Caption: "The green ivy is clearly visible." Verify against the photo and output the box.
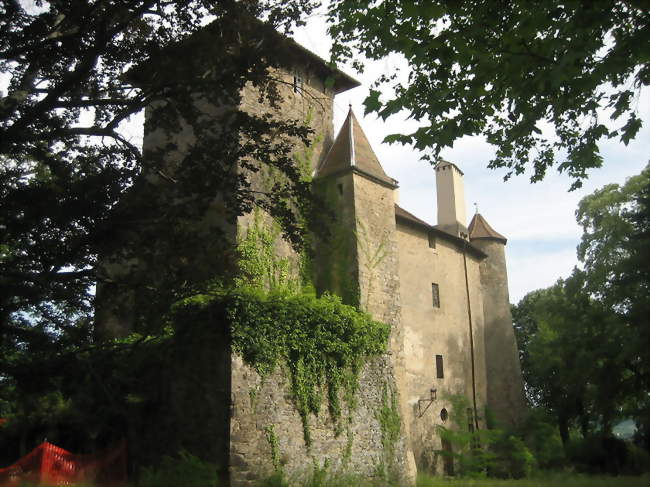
[235,210,296,292]
[313,178,360,307]
[265,424,282,473]
[172,287,390,446]
[376,385,402,481]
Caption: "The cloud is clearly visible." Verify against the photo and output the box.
[293,14,649,303]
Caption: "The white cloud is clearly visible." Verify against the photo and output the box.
[293,11,650,303]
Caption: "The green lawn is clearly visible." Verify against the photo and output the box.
[416,473,650,487]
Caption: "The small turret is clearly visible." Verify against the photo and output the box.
[468,213,525,428]
[314,107,416,482]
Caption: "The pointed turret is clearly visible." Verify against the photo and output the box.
[313,108,416,481]
[315,107,397,187]
[468,213,507,244]
[468,211,524,428]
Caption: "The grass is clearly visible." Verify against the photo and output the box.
[416,473,650,487]
[10,473,650,487]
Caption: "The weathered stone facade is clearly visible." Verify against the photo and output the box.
[96,25,524,486]
[229,356,413,485]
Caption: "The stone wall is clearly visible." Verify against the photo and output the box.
[396,221,488,474]
[472,239,525,428]
[229,355,411,485]
[350,173,417,482]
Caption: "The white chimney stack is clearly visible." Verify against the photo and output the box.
[435,160,468,238]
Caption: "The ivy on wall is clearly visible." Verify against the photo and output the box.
[173,288,389,446]
[376,385,402,481]
[312,178,360,307]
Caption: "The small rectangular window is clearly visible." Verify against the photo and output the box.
[435,354,444,379]
[428,233,436,249]
[337,183,343,195]
[432,283,440,308]
[293,74,303,94]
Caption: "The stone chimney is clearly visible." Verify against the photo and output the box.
[435,160,468,237]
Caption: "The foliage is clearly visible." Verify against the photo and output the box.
[517,409,566,470]
[0,282,389,471]
[265,424,282,474]
[375,386,402,482]
[0,0,320,342]
[512,274,630,444]
[436,395,536,479]
[136,450,219,487]
[512,164,650,448]
[436,395,495,478]
[328,0,648,188]
[415,473,650,487]
[235,209,297,293]
[173,287,390,446]
[576,164,650,448]
[312,178,360,307]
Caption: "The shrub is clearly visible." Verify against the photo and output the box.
[489,433,536,479]
[136,451,218,487]
[518,409,566,470]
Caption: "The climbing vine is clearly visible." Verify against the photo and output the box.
[313,178,360,306]
[235,209,298,292]
[172,288,390,446]
[264,424,282,473]
[376,385,402,481]
[355,220,389,312]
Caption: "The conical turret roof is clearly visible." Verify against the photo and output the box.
[315,107,396,187]
[468,213,507,244]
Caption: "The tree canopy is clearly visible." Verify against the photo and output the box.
[513,164,650,448]
[0,0,318,337]
[328,0,648,188]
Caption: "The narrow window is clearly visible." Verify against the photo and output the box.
[435,354,444,379]
[428,233,436,249]
[293,73,303,94]
[432,283,440,308]
[337,183,343,195]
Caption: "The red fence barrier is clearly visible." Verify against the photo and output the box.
[0,441,126,486]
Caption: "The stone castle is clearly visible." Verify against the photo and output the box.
[97,23,525,485]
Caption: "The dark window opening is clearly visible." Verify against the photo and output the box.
[337,183,343,195]
[428,233,436,249]
[436,354,444,379]
[293,74,303,94]
[432,283,440,308]
[440,408,448,422]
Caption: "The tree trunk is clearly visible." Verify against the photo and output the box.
[558,414,570,446]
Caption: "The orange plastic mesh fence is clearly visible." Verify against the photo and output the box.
[0,441,126,486]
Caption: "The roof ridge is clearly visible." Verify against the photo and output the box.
[468,213,507,243]
[314,108,396,186]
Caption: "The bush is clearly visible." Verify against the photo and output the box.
[566,435,631,475]
[136,451,218,487]
[489,433,536,479]
[518,409,566,470]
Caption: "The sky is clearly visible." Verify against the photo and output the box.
[292,9,650,304]
[5,4,646,304]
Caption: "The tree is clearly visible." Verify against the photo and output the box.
[513,164,650,447]
[576,163,650,447]
[512,272,630,445]
[327,0,648,188]
[0,0,318,338]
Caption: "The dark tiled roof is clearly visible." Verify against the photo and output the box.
[468,213,507,244]
[395,205,486,258]
[315,108,397,187]
[127,18,360,95]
